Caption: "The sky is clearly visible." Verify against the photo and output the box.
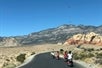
[0,0,102,36]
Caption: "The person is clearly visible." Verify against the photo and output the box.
[60,49,64,54]
[64,51,68,62]
[67,51,73,67]
[67,51,73,61]
[55,51,60,60]
[51,51,55,59]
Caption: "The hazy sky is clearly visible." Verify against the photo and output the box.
[0,0,102,36]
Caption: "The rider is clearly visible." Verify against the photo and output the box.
[56,51,60,60]
[67,51,73,62]
[64,51,68,62]
[51,51,55,59]
[67,51,73,67]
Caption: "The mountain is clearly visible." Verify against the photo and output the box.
[0,24,102,46]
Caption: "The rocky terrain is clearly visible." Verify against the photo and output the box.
[0,24,102,46]
[64,32,102,46]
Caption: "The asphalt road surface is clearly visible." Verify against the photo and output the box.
[19,52,85,68]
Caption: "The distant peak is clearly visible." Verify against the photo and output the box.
[57,24,76,29]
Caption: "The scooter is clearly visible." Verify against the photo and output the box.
[67,59,73,67]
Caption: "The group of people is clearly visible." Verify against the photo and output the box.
[51,50,73,67]
[51,50,73,62]
[64,51,73,62]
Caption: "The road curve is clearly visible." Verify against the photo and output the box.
[19,52,85,68]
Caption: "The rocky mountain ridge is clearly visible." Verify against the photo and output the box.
[0,24,102,46]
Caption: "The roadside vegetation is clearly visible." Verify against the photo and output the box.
[16,53,26,63]
[73,47,102,65]
[31,52,35,55]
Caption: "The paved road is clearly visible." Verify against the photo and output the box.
[19,52,85,68]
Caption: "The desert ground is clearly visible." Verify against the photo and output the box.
[0,44,102,68]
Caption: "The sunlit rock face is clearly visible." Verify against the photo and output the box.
[64,32,102,46]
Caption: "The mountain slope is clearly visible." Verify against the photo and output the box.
[0,24,102,46]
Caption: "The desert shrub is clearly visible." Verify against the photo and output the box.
[100,48,102,50]
[31,52,35,55]
[16,53,26,63]
[82,48,87,51]
[96,53,102,59]
[95,59,102,65]
[77,45,81,48]
[73,53,80,60]
[96,49,100,51]
[80,47,94,52]
[79,52,88,60]
[87,48,94,52]
[80,47,85,50]
[87,53,94,58]
[6,59,10,61]
[73,52,86,60]
[73,52,94,60]
[3,63,8,67]
[3,63,16,68]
